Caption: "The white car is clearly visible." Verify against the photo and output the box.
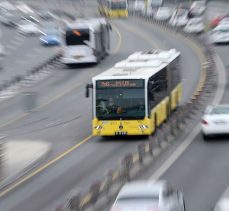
[183,17,205,33]
[110,180,185,211]
[17,20,41,35]
[210,24,229,44]
[154,7,171,21]
[214,186,229,211]
[219,17,229,25]
[189,1,206,16]
[201,105,229,139]
[169,9,189,27]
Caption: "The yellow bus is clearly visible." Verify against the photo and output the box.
[86,49,182,136]
[98,0,128,18]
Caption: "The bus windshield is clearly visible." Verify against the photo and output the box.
[65,28,89,45]
[96,87,145,120]
[110,1,127,10]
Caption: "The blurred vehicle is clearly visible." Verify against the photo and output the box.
[133,0,145,15]
[37,9,55,20]
[154,7,171,21]
[189,0,206,16]
[214,187,229,211]
[15,1,35,14]
[201,105,229,139]
[17,20,41,35]
[183,17,205,33]
[210,24,229,44]
[61,18,111,65]
[40,28,61,46]
[98,0,128,18]
[219,17,229,26]
[169,8,189,27]
[0,10,21,26]
[210,12,229,28]
[0,1,17,11]
[150,0,164,8]
[110,180,185,211]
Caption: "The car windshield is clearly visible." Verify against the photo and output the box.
[218,28,229,32]
[110,2,127,10]
[210,107,229,115]
[117,195,159,202]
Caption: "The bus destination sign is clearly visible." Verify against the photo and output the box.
[97,79,144,88]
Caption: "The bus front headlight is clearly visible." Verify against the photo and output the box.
[139,125,148,130]
[94,125,102,130]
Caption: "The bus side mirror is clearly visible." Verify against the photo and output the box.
[86,83,93,98]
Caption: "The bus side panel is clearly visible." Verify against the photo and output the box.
[151,97,168,127]
[170,83,182,110]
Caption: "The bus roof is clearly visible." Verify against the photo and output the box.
[93,49,180,81]
[127,49,179,62]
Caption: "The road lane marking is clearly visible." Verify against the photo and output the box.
[0,134,93,198]
[111,24,122,54]
[115,21,160,49]
[150,54,226,180]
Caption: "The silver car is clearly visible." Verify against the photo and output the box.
[110,180,185,211]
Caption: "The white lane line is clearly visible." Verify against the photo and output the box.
[150,54,226,180]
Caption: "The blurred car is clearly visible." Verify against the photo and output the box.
[151,0,164,8]
[210,12,229,28]
[169,9,189,27]
[183,17,205,33]
[219,17,229,25]
[201,105,229,139]
[17,20,41,35]
[0,10,21,27]
[189,0,206,16]
[210,24,229,44]
[133,0,145,14]
[40,28,61,46]
[154,7,171,21]
[37,9,55,20]
[214,187,229,211]
[110,180,185,211]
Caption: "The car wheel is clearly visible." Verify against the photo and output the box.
[202,133,209,141]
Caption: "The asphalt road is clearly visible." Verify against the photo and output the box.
[0,4,203,211]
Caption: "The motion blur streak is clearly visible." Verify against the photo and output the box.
[0,135,93,198]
